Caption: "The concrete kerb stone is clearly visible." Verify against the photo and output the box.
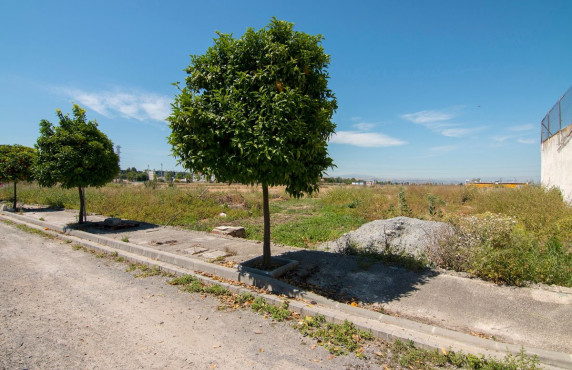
[0,211,570,369]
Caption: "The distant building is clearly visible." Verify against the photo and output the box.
[351,180,376,186]
[465,180,528,189]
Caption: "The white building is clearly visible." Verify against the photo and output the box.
[541,87,572,204]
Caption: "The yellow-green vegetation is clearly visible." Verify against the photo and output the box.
[169,274,539,367]
[126,263,171,278]
[14,223,54,239]
[295,314,373,357]
[2,182,571,286]
[387,340,539,369]
[169,274,231,296]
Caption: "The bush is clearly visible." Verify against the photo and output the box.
[435,213,572,286]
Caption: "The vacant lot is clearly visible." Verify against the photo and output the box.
[2,182,571,287]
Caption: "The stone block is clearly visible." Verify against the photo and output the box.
[211,226,246,238]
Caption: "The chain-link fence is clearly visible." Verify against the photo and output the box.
[541,86,572,142]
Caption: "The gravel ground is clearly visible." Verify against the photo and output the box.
[0,222,381,369]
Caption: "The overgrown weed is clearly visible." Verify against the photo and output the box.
[2,182,570,286]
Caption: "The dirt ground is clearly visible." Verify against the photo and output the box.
[0,222,378,369]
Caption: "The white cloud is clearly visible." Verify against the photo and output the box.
[493,124,537,145]
[401,110,455,124]
[517,138,536,144]
[62,88,171,122]
[441,127,485,137]
[352,122,376,131]
[507,123,535,132]
[329,131,406,147]
[402,108,486,138]
[492,135,511,142]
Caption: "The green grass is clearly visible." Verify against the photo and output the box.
[295,314,373,357]
[126,263,171,278]
[389,339,539,369]
[250,297,291,321]
[169,274,231,296]
[14,223,54,239]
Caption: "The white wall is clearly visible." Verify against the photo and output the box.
[541,124,572,204]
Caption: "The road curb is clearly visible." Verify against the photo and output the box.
[1,210,570,369]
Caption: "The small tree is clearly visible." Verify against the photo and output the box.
[168,18,337,267]
[35,105,119,223]
[0,144,37,209]
[165,171,173,183]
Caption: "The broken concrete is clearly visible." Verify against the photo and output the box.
[184,246,208,255]
[200,250,229,260]
[211,226,246,238]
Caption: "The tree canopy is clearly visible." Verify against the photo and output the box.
[35,104,119,223]
[168,17,337,197]
[0,144,37,209]
[168,18,337,266]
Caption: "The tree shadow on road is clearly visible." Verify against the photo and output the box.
[72,220,158,234]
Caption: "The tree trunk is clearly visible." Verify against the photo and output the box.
[13,181,17,210]
[262,184,271,268]
[78,186,85,224]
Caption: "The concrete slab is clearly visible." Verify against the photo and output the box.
[200,250,229,260]
[184,247,208,255]
[211,226,246,238]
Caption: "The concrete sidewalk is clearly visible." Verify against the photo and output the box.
[1,205,571,368]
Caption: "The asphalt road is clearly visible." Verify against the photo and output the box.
[0,222,373,369]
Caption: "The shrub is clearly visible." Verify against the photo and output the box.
[435,213,572,286]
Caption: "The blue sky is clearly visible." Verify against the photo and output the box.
[2,0,571,182]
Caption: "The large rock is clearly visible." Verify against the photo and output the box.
[319,217,453,258]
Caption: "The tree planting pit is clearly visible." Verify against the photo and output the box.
[239,256,299,278]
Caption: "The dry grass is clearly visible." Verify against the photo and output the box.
[2,182,571,286]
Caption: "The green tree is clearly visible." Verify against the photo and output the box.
[0,144,37,209]
[165,171,173,183]
[168,18,337,267]
[35,105,119,223]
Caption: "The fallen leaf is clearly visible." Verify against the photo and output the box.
[441,347,448,355]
